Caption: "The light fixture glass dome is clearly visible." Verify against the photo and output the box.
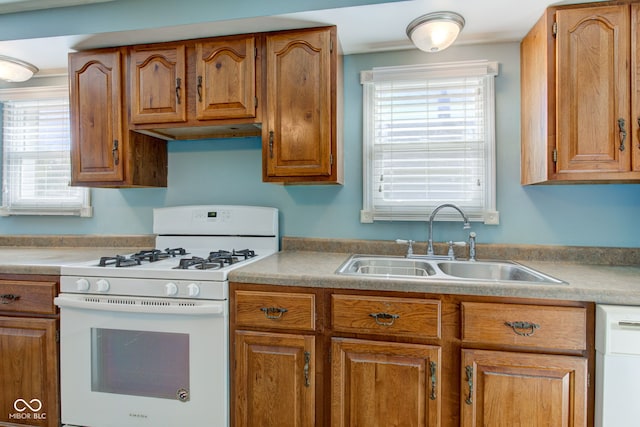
[0,55,39,82]
[406,12,465,53]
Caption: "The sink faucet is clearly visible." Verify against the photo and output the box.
[427,203,471,257]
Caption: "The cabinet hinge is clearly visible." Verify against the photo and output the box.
[330,39,334,53]
[330,153,334,165]
[552,21,558,38]
[255,47,258,58]
[56,329,60,343]
[552,148,558,163]
[254,96,258,108]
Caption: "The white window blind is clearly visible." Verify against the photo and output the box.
[0,86,91,216]
[361,61,498,223]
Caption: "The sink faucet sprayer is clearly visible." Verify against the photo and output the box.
[427,203,471,257]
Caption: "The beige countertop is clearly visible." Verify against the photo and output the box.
[229,250,640,305]
[0,235,637,305]
[0,247,148,275]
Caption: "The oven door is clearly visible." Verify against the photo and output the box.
[55,293,228,427]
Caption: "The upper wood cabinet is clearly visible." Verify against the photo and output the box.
[69,48,167,187]
[521,1,640,184]
[262,27,343,184]
[69,27,342,186]
[129,44,187,124]
[195,37,257,120]
[128,35,261,140]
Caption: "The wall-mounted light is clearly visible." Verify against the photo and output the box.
[0,55,39,82]
[406,11,465,53]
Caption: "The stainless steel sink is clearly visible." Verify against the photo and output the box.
[336,255,566,284]
[337,256,436,277]
[436,260,565,284]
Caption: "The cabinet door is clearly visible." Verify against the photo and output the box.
[461,349,587,427]
[196,37,256,120]
[129,45,187,124]
[264,28,333,179]
[556,5,631,174]
[69,49,124,184]
[332,338,441,427]
[0,317,58,427]
[234,330,315,427]
[633,3,640,172]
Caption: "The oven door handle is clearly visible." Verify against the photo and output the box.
[54,294,226,315]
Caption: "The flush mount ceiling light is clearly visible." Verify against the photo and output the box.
[406,11,465,53]
[0,55,39,82]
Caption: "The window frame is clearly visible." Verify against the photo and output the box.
[0,85,91,217]
[360,60,499,223]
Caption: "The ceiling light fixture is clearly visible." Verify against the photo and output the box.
[406,11,465,53]
[0,55,39,82]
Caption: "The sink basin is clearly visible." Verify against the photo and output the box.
[436,260,565,284]
[337,256,436,277]
[336,255,566,284]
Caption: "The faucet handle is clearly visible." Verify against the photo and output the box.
[448,241,467,259]
[396,239,415,256]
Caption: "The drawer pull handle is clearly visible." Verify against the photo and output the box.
[369,312,399,326]
[260,306,288,319]
[619,321,640,328]
[430,361,437,400]
[303,351,311,387]
[0,294,20,304]
[505,321,540,336]
[465,365,473,405]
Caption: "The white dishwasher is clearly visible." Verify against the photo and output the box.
[595,304,640,427]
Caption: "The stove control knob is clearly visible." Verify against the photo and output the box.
[187,283,200,297]
[76,278,90,291]
[96,279,110,292]
[165,282,178,296]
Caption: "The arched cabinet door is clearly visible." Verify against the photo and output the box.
[263,27,342,184]
[69,49,125,184]
[196,36,257,120]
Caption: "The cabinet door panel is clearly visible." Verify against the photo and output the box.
[633,3,640,172]
[130,45,187,124]
[332,338,441,427]
[69,50,124,183]
[556,5,631,173]
[234,330,314,427]
[461,349,587,427]
[0,317,58,427]
[196,37,256,120]
[264,29,332,178]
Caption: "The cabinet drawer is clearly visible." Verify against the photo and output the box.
[461,302,586,351]
[0,280,57,315]
[332,294,440,339]
[234,290,315,331]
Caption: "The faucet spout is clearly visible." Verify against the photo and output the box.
[427,203,471,257]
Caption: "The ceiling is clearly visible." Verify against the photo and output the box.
[0,0,600,75]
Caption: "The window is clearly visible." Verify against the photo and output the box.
[0,86,91,216]
[360,60,498,223]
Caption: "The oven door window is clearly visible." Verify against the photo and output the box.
[91,328,189,400]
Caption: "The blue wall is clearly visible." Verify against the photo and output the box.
[0,4,638,248]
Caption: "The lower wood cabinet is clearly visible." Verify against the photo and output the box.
[460,349,587,427]
[331,338,441,427]
[230,283,594,427]
[234,330,315,427]
[0,277,59,427]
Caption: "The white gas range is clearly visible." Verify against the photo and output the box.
[55,205,278,427]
